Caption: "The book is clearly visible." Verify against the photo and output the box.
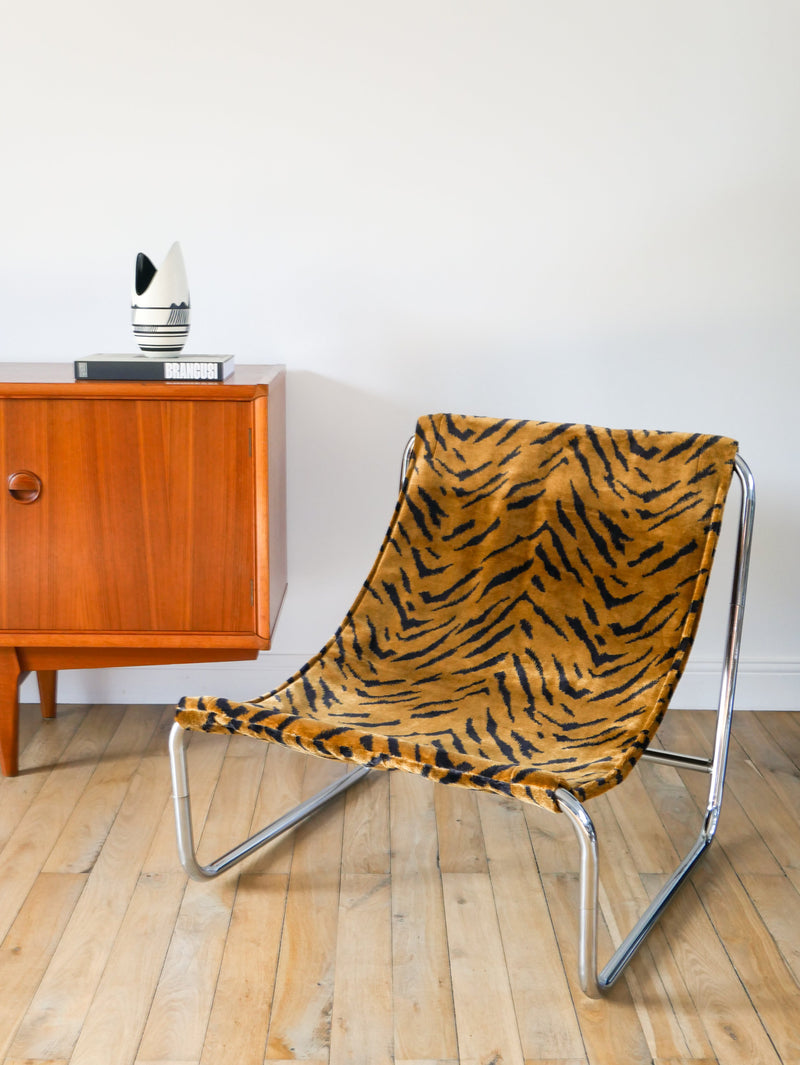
[74,353,235,382]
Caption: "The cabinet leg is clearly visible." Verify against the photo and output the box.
[36,670,57,719]
[0,648,22,777]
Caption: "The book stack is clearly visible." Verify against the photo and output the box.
[74,354,235,382]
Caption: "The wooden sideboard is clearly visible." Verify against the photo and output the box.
[0,363,286,775]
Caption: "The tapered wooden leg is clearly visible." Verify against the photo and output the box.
[0,648,23,777]
[36,670,57,719]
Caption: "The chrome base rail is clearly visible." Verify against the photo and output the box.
[639,747,712,773]
[556,787,716,997]
[555,455,755,997]
[169,723,371,881]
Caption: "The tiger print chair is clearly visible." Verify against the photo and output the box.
[169,414,755,997]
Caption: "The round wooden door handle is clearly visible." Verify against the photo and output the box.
[7,470,42,503]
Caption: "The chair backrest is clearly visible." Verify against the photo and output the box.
[342,413,738,800]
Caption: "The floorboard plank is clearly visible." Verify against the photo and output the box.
[244,741,306,876]
[588,795,714,1062]
[390,772,458,1062]
[136,739,267,1062]
[0,705,123,944]
[435,784,488,874]
[542,870,655,1065]
[70,871,186,1065]
[0,872,86,1059]
[43,704,161,875]
[330,873,394,1065]
[740,871,800,984]
[7,709,175,1061]
[264,756,346,1061]
[640,873,782,1065]
[342,769,391,875]
[198,874,288,1065]
[442,871,525,1065]
[479,793,585,1061]
[690,847,800,1062]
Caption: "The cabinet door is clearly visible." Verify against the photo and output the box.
[0,397,257,635]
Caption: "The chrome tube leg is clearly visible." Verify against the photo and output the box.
[554,788,600,998]
[705,454,756,837]
[168,722,372,881]
[169,724,210,881]
[552,455,755,995]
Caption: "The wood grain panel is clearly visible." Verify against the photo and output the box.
[0,397,256,634]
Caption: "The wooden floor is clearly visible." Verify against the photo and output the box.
[1,703,799,1065]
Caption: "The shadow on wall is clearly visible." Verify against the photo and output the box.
[275,370,414,649]
[285,369,414,549]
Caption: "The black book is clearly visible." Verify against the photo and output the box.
[74,354,235,382]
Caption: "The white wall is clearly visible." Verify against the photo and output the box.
[2,1,799,709]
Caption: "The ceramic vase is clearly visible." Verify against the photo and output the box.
[131,241,190,354]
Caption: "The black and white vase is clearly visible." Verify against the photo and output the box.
[131,241,190,354]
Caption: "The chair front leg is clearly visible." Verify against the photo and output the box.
[553,789,600,997]
[169,722,371,881]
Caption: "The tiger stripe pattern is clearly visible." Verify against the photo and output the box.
[176,414,737,812]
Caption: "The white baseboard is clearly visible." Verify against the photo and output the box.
[18,655,800,712]
[670,659,800,712]
[18,653,310,708]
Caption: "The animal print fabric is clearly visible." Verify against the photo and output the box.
[176,415,737,811]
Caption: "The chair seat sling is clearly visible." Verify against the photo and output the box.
[176,414,737,812]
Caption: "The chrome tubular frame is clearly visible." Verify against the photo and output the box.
[400,435,416,488]
[169,723,371,881]
[555,454,755,997]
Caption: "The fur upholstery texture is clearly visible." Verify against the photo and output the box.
[176,415,737,812]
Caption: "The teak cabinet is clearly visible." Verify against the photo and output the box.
[0,363,287,775]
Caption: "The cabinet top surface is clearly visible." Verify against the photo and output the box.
[0,362,284,398]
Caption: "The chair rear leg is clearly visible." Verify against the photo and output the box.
[556,784,721,997]
[553,455,755,996]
